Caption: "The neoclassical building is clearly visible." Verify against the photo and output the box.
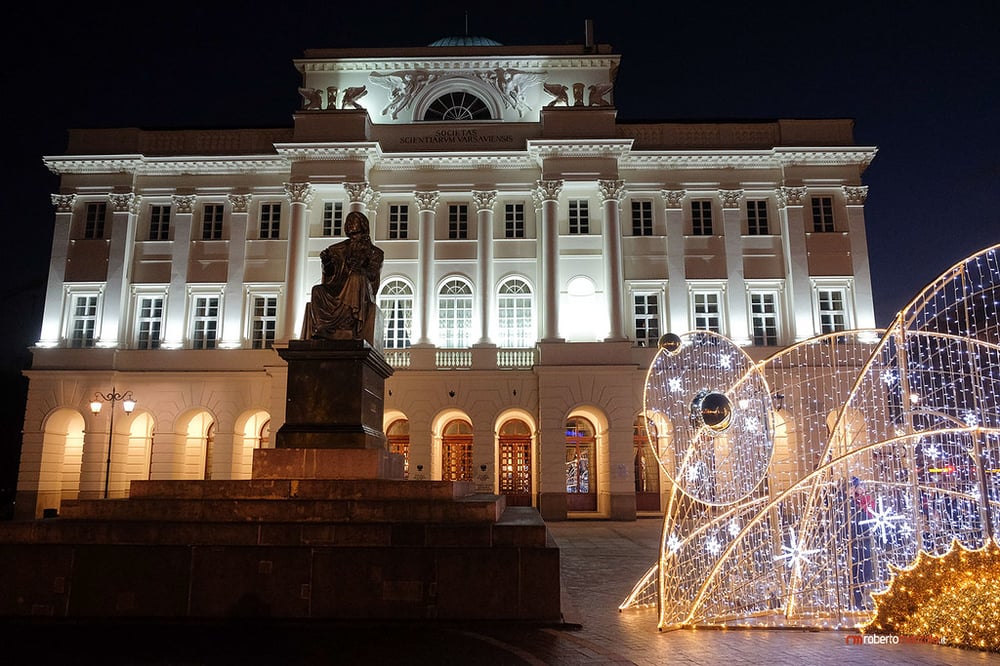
[16,34,876,520]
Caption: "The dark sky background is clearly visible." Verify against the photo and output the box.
[1,2,997,490]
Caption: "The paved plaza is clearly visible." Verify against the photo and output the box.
[7,517,1000,665]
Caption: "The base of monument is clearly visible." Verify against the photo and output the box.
[252,447,404,480]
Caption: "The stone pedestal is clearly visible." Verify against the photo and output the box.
[255,339,402,480]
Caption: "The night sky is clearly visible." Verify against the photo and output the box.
[1,2,997,488]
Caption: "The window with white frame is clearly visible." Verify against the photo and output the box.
[202,204,224,240]
[84,202,107,239]
[437,279,473,348]
[817,288,848,333]
[191,295,221,349]
[497,278,534,348]
[134,295,165,349]
[504,203,525,238]
[749,291,779,346]
[323,201,343,237]
[378,279,413,349]
[149,205,171,241]
[259,203,281,239]
[250,295,278,349]
[692,291,722,333]
[68,293,99,348]
[691,200,713,235]
[747,200,769,235]
[633,291,661,346]
[448,204,469,239]
[389,204,409,239]
[632,200,653,236]
[811,196,834,232]
[569,199,589,234]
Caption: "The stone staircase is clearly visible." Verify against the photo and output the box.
[0,479,561,622]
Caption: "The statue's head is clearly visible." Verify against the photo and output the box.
[344,211,371,240]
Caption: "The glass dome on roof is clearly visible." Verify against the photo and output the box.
[428,35,502,47]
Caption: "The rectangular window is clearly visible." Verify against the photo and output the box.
[69,295,98,348]
[818,289,847,333]
[631,200,653,236]
[250,296,277,349]
[389,204,409,239]
[504,203,525,238]
[811,196,834,232]
[633,293,661,347]
[191,296,220,349]
[323,201,343,237]
[747,200,769,235]
[85,202,107,239]
[693,292,721,333]
[149,205,171,241]
[691,200,713,235]
[202,204,224,240]
[569,200,589,234]
[259,203,281,239]
[749,292,778,346]
[448,204,469,239]
[135,296,164,349]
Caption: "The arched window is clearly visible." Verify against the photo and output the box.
[438,279,473,348]
[386,419,410,479]
[378,279,413,349]
[499,419,532,506]
[498,278,534,348]
[442,419,473,482]
[565,416,597,511]
[423,92,491,121]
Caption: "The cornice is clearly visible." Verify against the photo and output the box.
[44,154,289,176]
[373,152,534,171]
[273,142,382,163]
[296,55,619,74]
[526,140,634,161]
[621,147,877,170]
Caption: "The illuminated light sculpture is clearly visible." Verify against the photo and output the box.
[621,244,1000,632]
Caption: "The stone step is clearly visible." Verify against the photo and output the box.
[127,478,476,501]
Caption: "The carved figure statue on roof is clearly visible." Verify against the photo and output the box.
[486,68,547,118]
[325,87,339,109]
[543,83,569,108]
[342,85,368,110]
[298,87,323,110]
[369,70,435,120]
[588,83,613,107]
[306,211,384,344]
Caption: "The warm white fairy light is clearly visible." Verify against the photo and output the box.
[624,244,1000,637]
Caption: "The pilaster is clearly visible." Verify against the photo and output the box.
[662,189,688,334]
[720,189,749,344]
[599,179,627,341]
[777,186,814,340]
[415,191,439,345]
[472,190,498,345]
[283,182,313,341]
[535,180,563,342]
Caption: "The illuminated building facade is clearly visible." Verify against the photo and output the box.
[16,34,876,520]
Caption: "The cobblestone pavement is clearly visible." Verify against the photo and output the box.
[8,518,1000,665]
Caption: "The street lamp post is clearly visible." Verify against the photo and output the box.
[90,387,137,499]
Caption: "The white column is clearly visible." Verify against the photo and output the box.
[282,182,313,341]
[414,191,439,346]
[219,194,251,347]
[599,179,627,341]
[720,189,750,345]
[777,186,814,341]
[843,185,876,329]
[167,193,196,343]
[472,190,497,346]
[535,180,563,342]
[662,190,688,334]
[38,195,75,345]
[100,192,139,348]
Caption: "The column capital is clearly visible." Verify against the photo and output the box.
[471,190,498,212]
[534,179,563,202]
[719,189,744,209]
[661,189,686,209]
[776,186,807,208]
[598,179,625,202]
[108,192,139,214]
[284,182,313,205]
[228,193,252,213]
[843,185,869,205]
[172,194,197,213]
[415,190,440,211]
[51,193,76,212]
[345,181,376,206]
